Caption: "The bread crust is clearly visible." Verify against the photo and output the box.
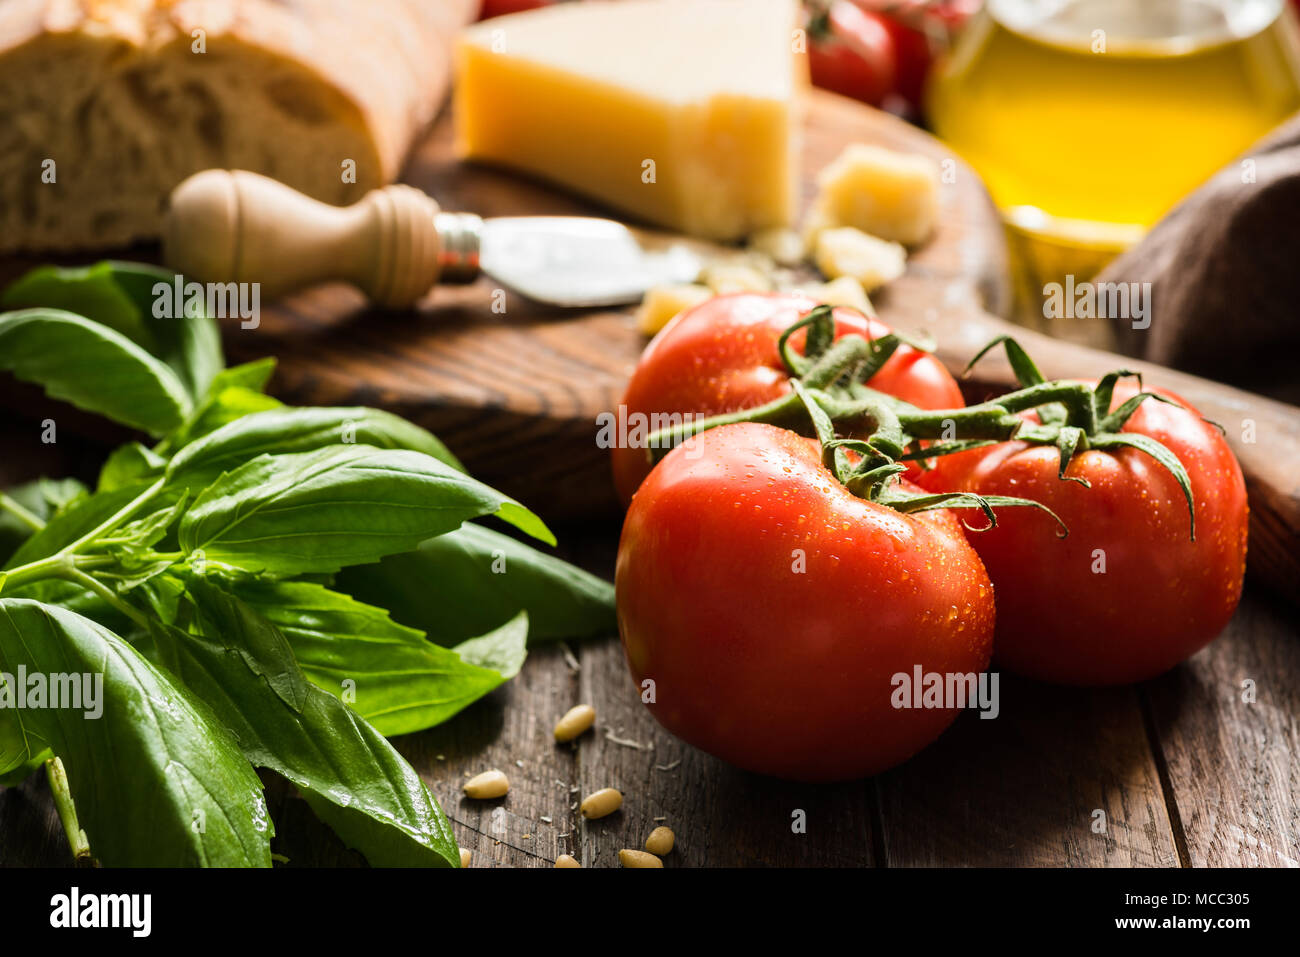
[0,0,477,251]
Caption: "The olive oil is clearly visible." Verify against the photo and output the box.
[928,0,1300,336]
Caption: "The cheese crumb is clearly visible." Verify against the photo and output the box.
[813,227,906,291]
[747,226,805,266]
[811,144,940,246]
[781,275,875,315]
[635,283,713,335]
[700,262,773,296]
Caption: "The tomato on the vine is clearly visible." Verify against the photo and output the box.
[804,1,977,114]
[478,0,554,19]
[612,293,962,502]
[916,380,1248,685]
[806,1,898,107]
[616,422,995,781]
[875,10,932,109]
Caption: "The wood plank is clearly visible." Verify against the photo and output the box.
[0,772,66,868]
[1144,586,1300,867]
[402,642,584,869]
[574,635,880,867]
[875,677,1180,867]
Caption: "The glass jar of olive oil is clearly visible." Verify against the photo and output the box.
[928,0,1300,342]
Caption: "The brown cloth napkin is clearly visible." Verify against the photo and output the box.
[1098,114,1300,405]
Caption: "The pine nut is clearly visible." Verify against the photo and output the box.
[645,826,675,856]
[463,769,509,799]
[555,854,580,868]
[553,704,596,742]
[579,787,623,819]
[619,849,662,868]
[459,847,472,868]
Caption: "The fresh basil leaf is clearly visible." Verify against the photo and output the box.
[3,261,224,402]
[2,577,136,637]
[0,510,33,567]
[0,309,192,435]
[338,523,615,645]
[158,359,283,455]
[180,387,285,447]
[207,357,277,395]
[97,442,168,492]
[0,599,272,866]
[0,746,48,786]
[0,698,30,776]
[0,478,89,564]
[233,579,525,736]
[0,704,54,783]
[111,493,187,551]
[131,572,189,629]
[178,445,553,577]
[159,578,459,867]
[101,550,178,592]
[89,261,224,402]
[2,262,158,351]
[452,614,529,678]
[167,405,463,489]
[4,484,149,570]
[9,477,88,518]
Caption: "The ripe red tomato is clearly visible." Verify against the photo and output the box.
[616,422,995,781]
[805,1,976,113]
[612,292,963,502]
[916,382,1248,685]
[478,0,554,19]
[876,11,932,110]
[806,1,898,106]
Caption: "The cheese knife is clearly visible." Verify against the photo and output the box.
[163,169,706,308]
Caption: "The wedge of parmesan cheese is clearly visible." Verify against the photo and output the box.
[455,0,803,241]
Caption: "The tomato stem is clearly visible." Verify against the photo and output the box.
[788,379,1069,532]
[645,307,1020,461]
[644,314,1199,542]
[964,336,1199,539]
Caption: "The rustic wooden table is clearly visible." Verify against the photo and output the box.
[2,424,1297,868]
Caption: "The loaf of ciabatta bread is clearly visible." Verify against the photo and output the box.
[0,0,477,253]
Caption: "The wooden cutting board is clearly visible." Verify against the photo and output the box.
[223,90,1012,517]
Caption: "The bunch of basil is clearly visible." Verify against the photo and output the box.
[0,262,615,867]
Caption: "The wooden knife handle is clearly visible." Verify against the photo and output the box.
[928,304,1300,601]
[163,170,460,308]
